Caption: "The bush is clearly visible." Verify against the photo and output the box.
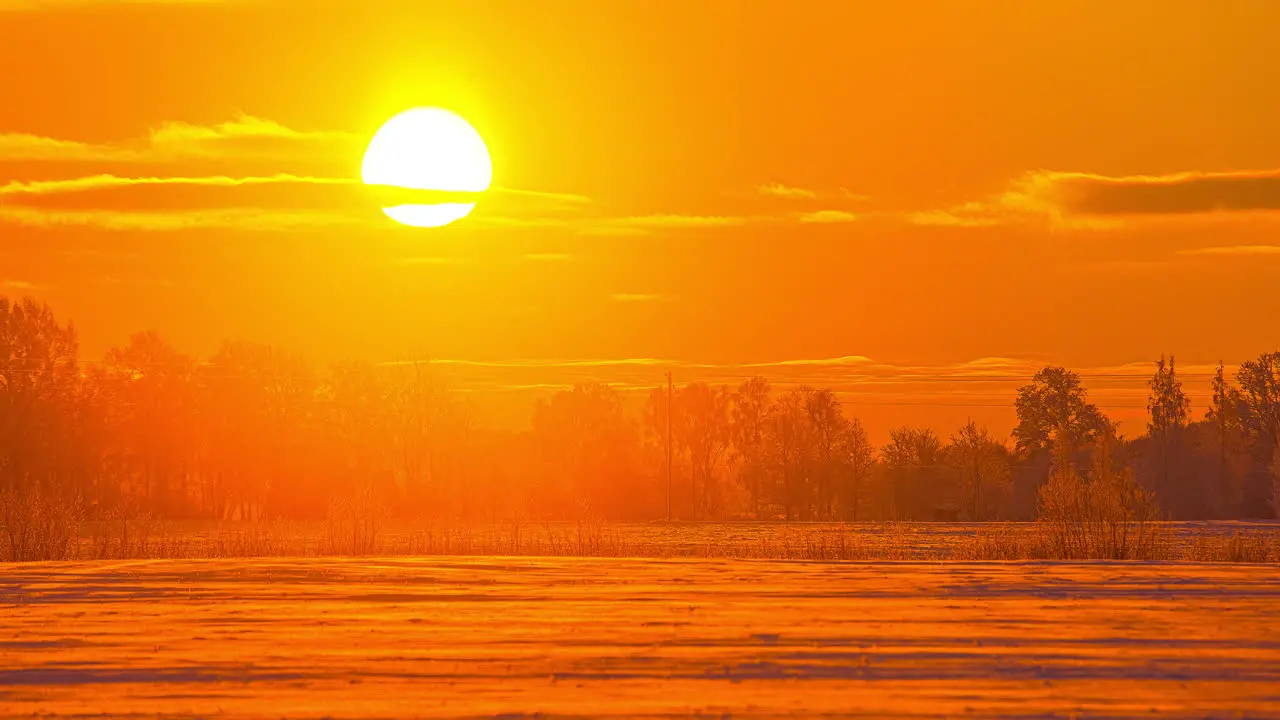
[323,485,386,555]
[1037,431,1166,560]
[89,503,157,559]
[0,486,82,562]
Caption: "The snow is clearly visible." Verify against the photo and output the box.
[3,558,1279,718]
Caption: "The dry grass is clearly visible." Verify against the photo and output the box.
[952,526,1046,561]
[1185,531,1279,563]
[5,511,1279,563]
[0,486,82,562]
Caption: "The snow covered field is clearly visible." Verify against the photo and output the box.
[3,558,1279,718]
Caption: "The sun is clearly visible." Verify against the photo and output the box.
[361,107,492,228]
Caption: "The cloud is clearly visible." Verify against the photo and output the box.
[3,120,868,235]
[1,279,41,291]
[610,293,660,303]
[579,214,750,236]
[0,133,136,162]
[481,208,863,235]
[0,114,358,163]
[1,0,239,7]
[1029,169,1280,216]
[757,183,870,203]
[0,168,591,230]
[0,177,752,233]
[915,168,1280,229]
[838,188,871,202]
[758,182,817,200]
[1177,245,1280,256]
[145,115,359,160]
[906,208,1003,228]
[613,214,748,228]
[468,212,758,236]
[798,209,858,224]
[524,253,571,262]
[0,173,352,197]
[0,205,369,232]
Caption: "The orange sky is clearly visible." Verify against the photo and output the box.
[3,0,1280,440]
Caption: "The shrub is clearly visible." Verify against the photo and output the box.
[1037,429,1166,560]
[89,503,157,559]
[323,485,385,555]
[0,486,82,562]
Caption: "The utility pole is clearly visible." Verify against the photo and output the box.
[666,369,673,522]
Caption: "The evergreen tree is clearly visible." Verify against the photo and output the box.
[1146,355,1190,499]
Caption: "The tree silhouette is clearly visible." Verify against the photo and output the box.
[767,388,814,521]
[838,416,875,521]
[1206,361,1248,516]
[947,421,1011,521]
[730,377,771,520]
[4,294,1278,532]
[1146,355,1190,503]
[1013,367,1107,460]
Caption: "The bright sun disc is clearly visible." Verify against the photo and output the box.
[361,107,492,227]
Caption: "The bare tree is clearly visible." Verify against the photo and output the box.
[947,421,1011,521]
[767,388,814,521]
[679,382,732,520]
[730,377,771,520]
[882,426,944,520]
[806,388,845,520]
[104,332,196,517]
[838,416,875,521]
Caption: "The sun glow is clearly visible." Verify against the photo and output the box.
[361,108,492,227]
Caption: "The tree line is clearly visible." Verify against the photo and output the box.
[2,296,1278,524]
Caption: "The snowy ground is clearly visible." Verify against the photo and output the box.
[3,558,1280,718]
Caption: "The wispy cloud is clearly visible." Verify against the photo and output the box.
[913,168,1280,229]
[524,253,572,262]
[798,209,858,224]
[579,214,750,236]
[2,119,875,235]
[0,173,352,196]
[906,207,1004,228]
[0,168,592,231]
[612,214,748,228]
[1177,245,1280,256]
[0,114,357,163]
[610,293,661,303]
[757,183,869,203]
[0,205,370,231]
[758,182,817,200]
[1,0,240,7]
[1,279,42,291]
[0,133,135,162]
